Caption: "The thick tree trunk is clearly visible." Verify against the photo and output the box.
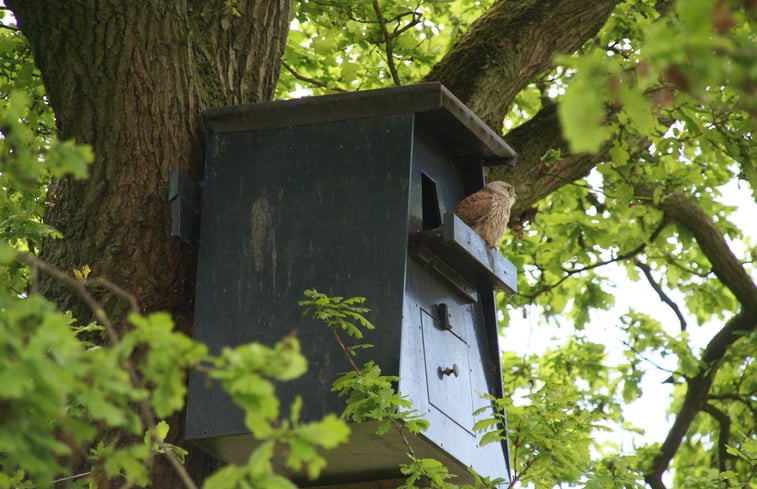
[10,2,200,328]
[9,0,291,329]
[7,0,292,485]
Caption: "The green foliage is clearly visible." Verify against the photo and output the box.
[488,339,632,487]
[0,29,92,295]
[558,0,756,161]
[1,1,754,488]
[670,329,757,488]
[499,3,755,486]
[558,49,617,154]
[332,360,429,435]
[299,289,374,340]
[0,294,144,486]
[203,441,297,489]
[301,289,429,435]
[398,457,458,489]
[582,456,646,489]
[0,286,352,488]
[201,331,351,487]
[120,313,208,418]
[277,0,493,96]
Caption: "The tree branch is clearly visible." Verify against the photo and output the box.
[639,186,757,311]
[424,0,620,129]
[701,403,732,473]
[645,310,757,489]
[372,0,402,86]
[280,60,346,92]
[708,393,757,419]
[489,102,610,216]
[633,259,688,332]
[519,217,668,300]
[636,185,757,488]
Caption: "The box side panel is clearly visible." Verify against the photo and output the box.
[187,114,413,443]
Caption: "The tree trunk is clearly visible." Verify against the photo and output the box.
[7,0,292,484]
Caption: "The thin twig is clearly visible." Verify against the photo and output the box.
[518,218,669,301]
[708,393,757,418]
[392,12,421,37]
[329,327,363,375]
[617,337,679,377]
[29,471,93,488]
[280,60,346,92]
[14,251,198,489]
[633,259,687,331]
[15,251,157,468]
[330,326,416,459]
[161,444,200,489]
[372,0,402,86]
[508,456,537,489]
[15,251,121,344]
[87,277,140,313]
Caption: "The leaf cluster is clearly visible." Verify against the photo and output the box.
[300,289,429,434]
[0,29,92,292]
[277,0,492,96]
[0,269,355,488]
[202,335,350,488]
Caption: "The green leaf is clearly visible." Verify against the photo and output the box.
[0,243,15,263]
[296,414,350,449]
[154,420,170,442]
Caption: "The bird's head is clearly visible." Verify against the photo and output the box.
[486,180,516,200]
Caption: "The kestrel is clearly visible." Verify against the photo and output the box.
[454,181,517,247]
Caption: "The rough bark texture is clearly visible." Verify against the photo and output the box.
[7,0,292,485]
[423,0,620,129]
[9,0,292,327]
[10,2,200,327]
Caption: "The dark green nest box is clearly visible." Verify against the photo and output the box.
[185,82,518,486]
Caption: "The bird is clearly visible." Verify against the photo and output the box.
[454,180,516,248]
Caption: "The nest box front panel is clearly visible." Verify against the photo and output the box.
[400,258,509,483]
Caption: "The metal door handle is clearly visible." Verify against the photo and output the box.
[439,364,459,378]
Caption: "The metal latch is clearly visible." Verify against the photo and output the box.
[168,170,200,245]
[436,303,453,331]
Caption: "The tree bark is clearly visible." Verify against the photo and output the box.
[423,0,619,129]
[489,101,608,217]
[9,0,292,328]
[7,0,292,485]
[10,2,199,327]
